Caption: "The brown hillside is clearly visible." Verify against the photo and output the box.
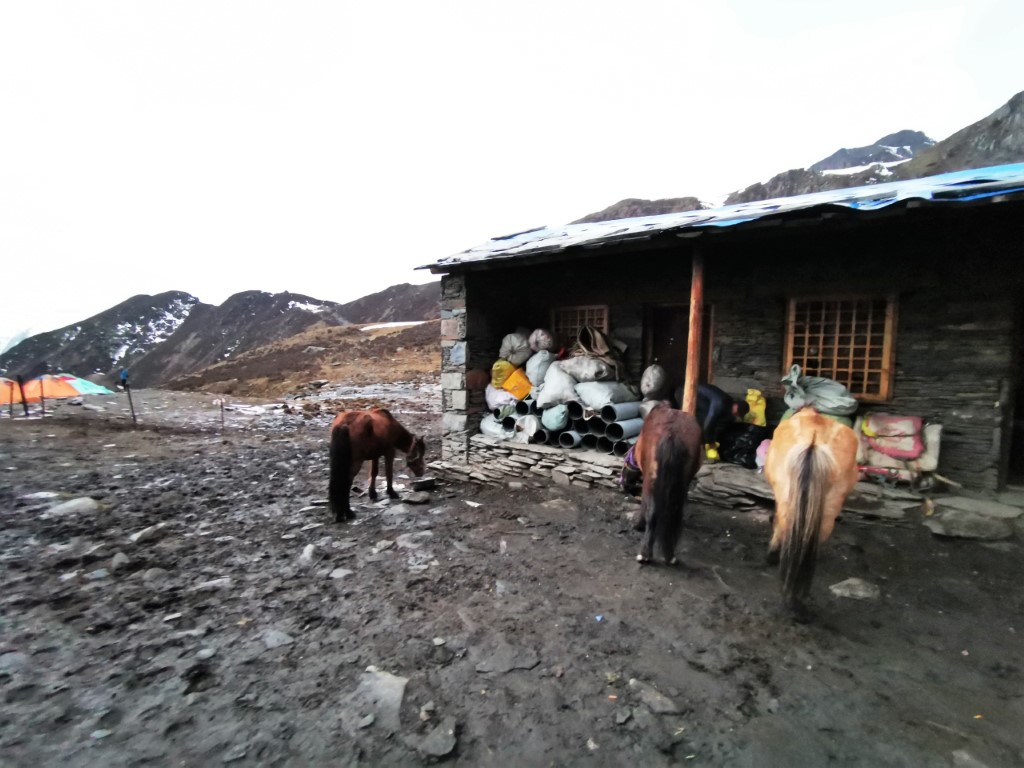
[165,320,439,398]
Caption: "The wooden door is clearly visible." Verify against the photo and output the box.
[645,304,713,403]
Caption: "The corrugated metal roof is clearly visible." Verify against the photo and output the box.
[423,163,1024,272]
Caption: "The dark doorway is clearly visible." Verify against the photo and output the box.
[1007,298,1024,485]
[645,304,714,401]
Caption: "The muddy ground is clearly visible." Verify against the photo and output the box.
[1,390,1022,767]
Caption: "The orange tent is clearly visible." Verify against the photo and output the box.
[0,377,22,406]
[21,375,83,402]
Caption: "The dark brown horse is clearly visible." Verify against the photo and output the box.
[328,408,427,523]
[632,403,703,564]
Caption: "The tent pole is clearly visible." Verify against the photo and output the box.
[681,248,705,415]
[17,375,28,417]
[126,382,137,427]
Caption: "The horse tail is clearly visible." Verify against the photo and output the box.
[329,423,353,520]
[651,433,692,563]
[780,439,832,607]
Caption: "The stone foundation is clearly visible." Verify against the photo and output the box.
[429,434,624,490]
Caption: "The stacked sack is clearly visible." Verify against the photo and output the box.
[480,326,647,455]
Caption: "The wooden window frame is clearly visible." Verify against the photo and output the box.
[551,304,609,345]
[784,295,898,402]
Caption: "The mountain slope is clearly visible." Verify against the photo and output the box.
[892,90,1024,179]
[128,291,350,387]
[334,282,439,324]
[572,197,706,224]
[0,291,201,381]
[808,129,933,172]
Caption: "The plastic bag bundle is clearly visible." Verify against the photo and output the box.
[512,414,541,443]
[541,404,569,431]
[499,333,532,366]
[574,381,639,409]
[560,355,613,382]
[479,414,512,439]
[529,328,556,352]
[525,350,554,386]
[640,364,669,399]
[781,364,858,416]
[486,383,518,411]
[491,359,516,387]
[535,362,578,409]
[502,368,532,400]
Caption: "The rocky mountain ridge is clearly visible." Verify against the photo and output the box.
[0,282,440,388]
[580,90,1023,218]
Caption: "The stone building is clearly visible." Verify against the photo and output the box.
[421,164,1024,493]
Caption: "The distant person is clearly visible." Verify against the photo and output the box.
[119,368,129,390]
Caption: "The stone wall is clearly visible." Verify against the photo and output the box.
[431,434,624,490]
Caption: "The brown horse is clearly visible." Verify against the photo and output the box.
[328,408,427,523]
[633,403,703,564]
[764,407,859,616]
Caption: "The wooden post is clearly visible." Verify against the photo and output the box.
[681,249,704,414]
[16,375,28,417]
[220,398,225,430]
[6,381,12,417]
[126,382,137,426]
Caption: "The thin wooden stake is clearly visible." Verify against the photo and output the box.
[126,382,137,426]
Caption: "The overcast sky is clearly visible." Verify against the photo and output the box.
[2,0,1021,344]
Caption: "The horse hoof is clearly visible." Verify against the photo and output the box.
[387,490,400,500]
[636,554,651,564]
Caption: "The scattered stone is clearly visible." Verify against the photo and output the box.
[0,652,28,672]
[196,648,216,661]
[86,568,110,580]
[952,749,992,768]
[404,491,431,504]
[143,568,169,582]
[262,629,294,649]
[464,500,481,508]
[110,552,130,572]
[297,506,320,514]
[371,540,395,554]
[308,499,329,507]
[829,578,880,600]
[357,714,375,729]
[410,477,437,491]
[329,568,354,580]
[195,577,231,591]
[420,701,436,722]
[47,497,100,517]
[21,491,60,500]
[586,738,599,751]
[940,496,1023,520]
[59,571,79,583]
[924,511,1014,540]
[474,636,539,673]
[432,637,446,646]
[129,523,167,545]
[628,678,681,714]
[299,523,324,532]
[342,667,409,733]
[90,729,112,741]
[418,716,457,759]
[396,531,433,550]
[222,745,247,763]
[507,481,524,490]
[163,613,183,623]
[298,544,315,565]
[615,709,632,725]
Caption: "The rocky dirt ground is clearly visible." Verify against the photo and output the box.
[1,389,1022,767]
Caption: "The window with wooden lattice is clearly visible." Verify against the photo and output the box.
[784,296,897,401]
[551,305,608,346]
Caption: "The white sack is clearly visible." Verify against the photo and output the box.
[525,350,554,386]
[574,381,640,410]
[535,362,578,409]
[499,332,532,367]
[479,414,512,439]
[640,364,669,399]
[559,355,612,382]
[529,328,556,352]
[485,383,518,411]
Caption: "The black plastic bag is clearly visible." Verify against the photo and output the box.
[718,423,771,469]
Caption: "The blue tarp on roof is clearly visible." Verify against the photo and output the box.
[425,163,1024,271]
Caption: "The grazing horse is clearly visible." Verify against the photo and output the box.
[764,407,859,616]
[632,403,703,564]
[328,408,427,523]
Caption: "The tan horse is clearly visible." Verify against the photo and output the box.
[328,408,426,523]
[765,407,859,615]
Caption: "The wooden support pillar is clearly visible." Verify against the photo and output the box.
[681,249,704,414]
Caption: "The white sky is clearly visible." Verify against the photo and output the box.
[1,0,1022,343]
